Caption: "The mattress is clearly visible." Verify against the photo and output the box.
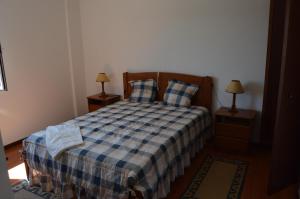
[23,101,211,199]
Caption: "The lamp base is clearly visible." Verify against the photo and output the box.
[99,92,107,98]
[228,93,238,113]
[99,82,107,98]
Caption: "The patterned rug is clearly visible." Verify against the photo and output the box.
[12,180,57,199]
[181,155,248,199]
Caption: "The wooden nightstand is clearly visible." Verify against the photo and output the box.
[87,94,121,112]
[214,107,256,152]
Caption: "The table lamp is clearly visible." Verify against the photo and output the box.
[96,73,110,97]
[225,80,244,113]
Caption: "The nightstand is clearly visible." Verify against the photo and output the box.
[87,94,121,112]
[214,107,256,152]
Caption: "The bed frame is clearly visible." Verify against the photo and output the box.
[123,72,213,111]
[23,72,213,199]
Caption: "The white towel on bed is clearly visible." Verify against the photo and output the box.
[45,124,83,159]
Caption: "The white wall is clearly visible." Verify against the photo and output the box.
[0,0,270,144]
[0,0,76,145]
[80,0,270,142]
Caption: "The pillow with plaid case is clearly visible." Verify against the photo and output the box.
[163,80,199,107]
[129,79,157,103]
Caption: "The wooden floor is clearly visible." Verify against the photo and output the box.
[5,142,298,199]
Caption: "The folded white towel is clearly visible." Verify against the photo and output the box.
[45,124,83,159]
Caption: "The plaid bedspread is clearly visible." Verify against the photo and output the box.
[23,101,211,199]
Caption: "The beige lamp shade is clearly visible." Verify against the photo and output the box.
[225,80,244,94]
[96,73,110,82]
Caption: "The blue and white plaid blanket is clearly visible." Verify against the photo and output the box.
[23,101,211,199]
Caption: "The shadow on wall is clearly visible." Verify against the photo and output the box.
[211,76,222,111]
[101,64,114,94]
[244,81,264,143]
[103,64,113,77]
[243,81,264,109]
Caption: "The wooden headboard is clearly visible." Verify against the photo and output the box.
[123,72,213,111]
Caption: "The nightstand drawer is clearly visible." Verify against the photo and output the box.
[88,104,103,112]
[216,123,251,140]
[215,136,249,152]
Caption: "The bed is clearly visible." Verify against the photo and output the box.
[23,72,213,199]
